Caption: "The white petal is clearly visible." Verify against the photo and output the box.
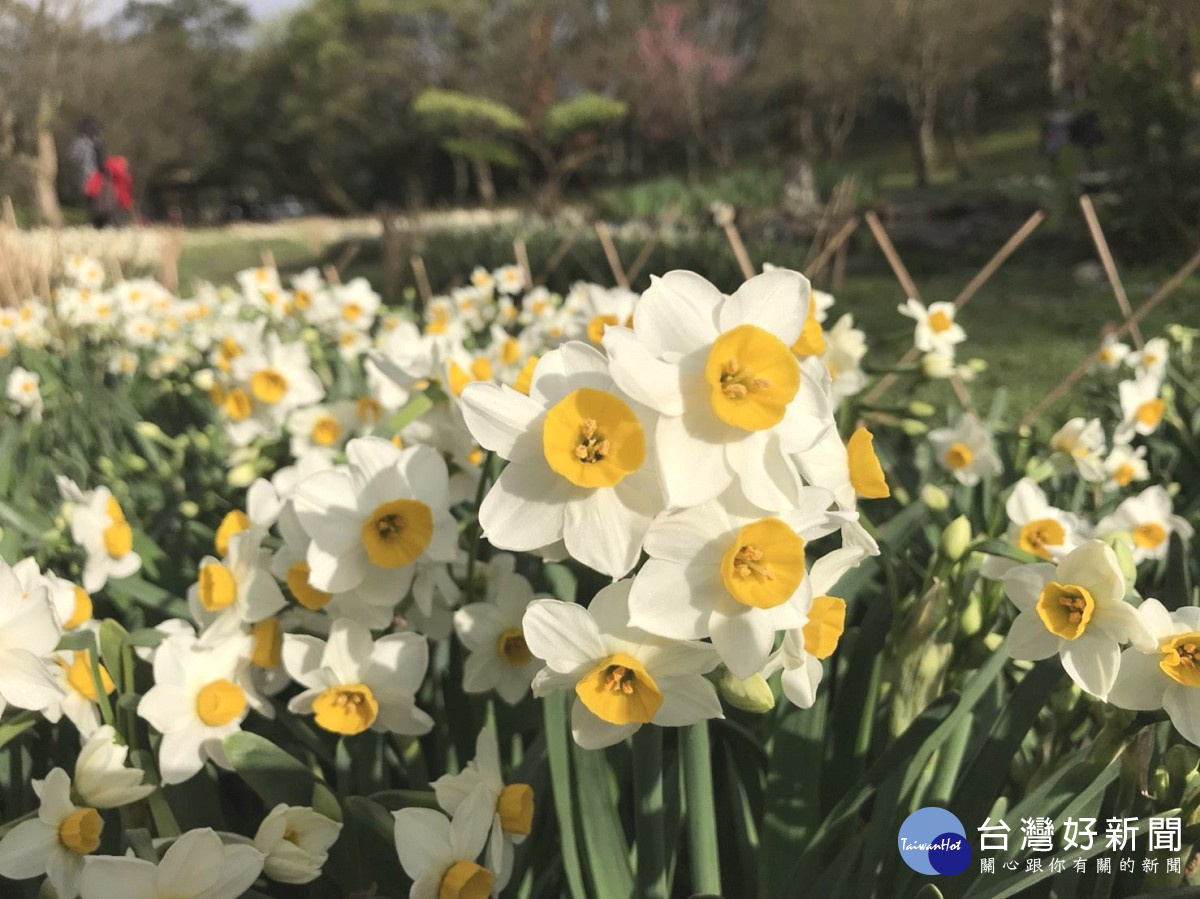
[602,328,685,415]
[719,269,808,346]
[1005,612,1060,661]
[1108,650,1168,711]
[80,858,158,899]
[627,561,712,640]
[563,488,649,579]
[0,819,56,878]
[1060,633,1121,698]
[0,650,63,712]
[448,784,495,861]
[479,464,569,551]
[709,604,775,679]
[157,827,225,895]
[195,844,266,899]
[393,808,453,880]
[655,413,732,509]
[1164,686,1200,747]
[460,383,543,459]
[522,600,605,673]
[571,699,638,750]
[635,271,721,357]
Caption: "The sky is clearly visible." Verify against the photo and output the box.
[90,0,304,22]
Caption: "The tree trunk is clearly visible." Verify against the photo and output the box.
[911,108,937,188]
[471,156,496,207]
[451,156,469,205]
[32,95,62,228]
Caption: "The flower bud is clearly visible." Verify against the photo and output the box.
[134,421,167,442]
[920,484,949,511]
[940,515,972,562]
[179,501,200,518]
[966,358,988,373]
[1100,532,1137,584]
[718,670,775,713]
[921,352,955,379]
[123,454,148,473]
[192,368,215,391]
[959,592,983,636]
[227,462,258,488]
[908,400,936,418]
[900,419,927,436]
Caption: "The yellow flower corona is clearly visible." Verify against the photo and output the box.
[252,618,283,669]
[496,628,533,667]
[513,357,539,395]
[360,499,434,568]
[195,679,247,727]
[439,860,494,899]
[63,652,115,701]
[1018,519,1066,560]
[1134,522,1167,550]
[197,561,237,612]
[251,368,289,405]
[1136,399,1164,429]
[847,427,890,499]
[103,518,133,559]
[1159,632,1200,687]
[542,388,645,488]
[58,807,102,855]
[311,416,342,447]
[705,325,800,431]
[312,683,379,735]
[790,302,827,358]
[587,313,619,346]
[1036,581,1095,641]
[497,783,535,835]
[64,585,93,630]
[575,653,663,725]
[287,561,333,610]
[803,596,847,660]
[943,442,974,470]
[928,310,954,333]
[720,518,806,609]
[215,509,250,557]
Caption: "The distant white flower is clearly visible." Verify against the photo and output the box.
[1115,375,1165,443]
[1049,417,1106,482]
[928,413,1002,486]
[898,298,966,357]
[1128,336,1168,382]
[1095,485,1192,563]
[1095,334,1130,371]
[73,725,155,809]
[56,478,141,593]
[6,366,43,421]
[454,555,544,705]
[1102,443,1149,491]
[187,529,287,629]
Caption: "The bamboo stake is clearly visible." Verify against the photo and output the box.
[513,239,532,290]
[863,211,1044,406]
[723,220,755,280]
[323,264,341,286]
[1017,243,1200,429]
[805,216,860,281]
[595,222,629,288]
[410,255,433,308]
[537,221,583,285]
[160,229,181,295]
[625,232,662,286]
[260,248,276,271]
[865,211,920,298]
[1080,195,1143,348]
[1,196,17,229]
[333,241,361,279]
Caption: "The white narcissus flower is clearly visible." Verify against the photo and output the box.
[627,485,839,678]
[454,555,545,705]
[282,617,433,737]
[0,767,104,897]
[603,269,826,510]
[898,298,967,357]
[1003,541,1148,698]
[214,478,284,558]
[56,478,141,593]
[74,725,155,808]
[980,478,1088,581]
[1128,336,1168,381]
[1102,443,1149,491]
[1115,375,1165,444]
[43,650,116,737]
[293,439,457,610]
[6,366,43,421]
[253,804,342,884]
[1049,416,1106,482]
[928,413,1002,486]
[394,800,496,899]
[1110,600,1200,746]
[137,624,265,784]
[523,580,723,749]
[460,341,663,578]
[821,313,868,401]
[1096,333,1130,371]
[1095,485,1193,563]
[0,558,63,717]
[286,400,360,459]
[187,529,287,628]
[81,827,264,899]
[433,727,534,891]
[765,547,865,708]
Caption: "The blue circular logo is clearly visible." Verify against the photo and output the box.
[898,808,972,876]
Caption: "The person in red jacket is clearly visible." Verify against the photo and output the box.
[84,155,134,227]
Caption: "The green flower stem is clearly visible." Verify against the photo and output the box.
[682,722,721,896]
[633,726,668,899]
